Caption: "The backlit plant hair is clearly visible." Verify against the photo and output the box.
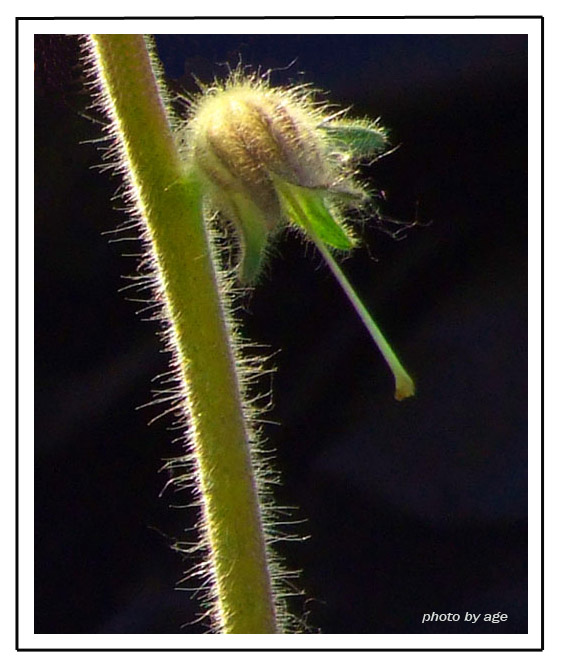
[86,34,415,634]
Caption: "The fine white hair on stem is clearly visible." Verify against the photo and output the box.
[82,38,308,632]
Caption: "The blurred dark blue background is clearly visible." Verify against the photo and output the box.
[34,29,529,634]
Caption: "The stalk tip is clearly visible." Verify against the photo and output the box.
[394,373,416,401]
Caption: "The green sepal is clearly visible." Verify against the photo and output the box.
[273,175,355,251]
[230,193,270,284]
[321,122,389,158]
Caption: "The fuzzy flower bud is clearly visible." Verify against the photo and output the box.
[186,77,383,283]
[181,74,414,400]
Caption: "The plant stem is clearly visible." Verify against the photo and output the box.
[275,177,414,400]
[313,236,415,400]
[88,34,277,633]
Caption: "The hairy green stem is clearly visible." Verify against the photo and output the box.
[89,34,277,633]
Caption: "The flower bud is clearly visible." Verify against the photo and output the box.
[181,75,413,400]
[186,78,373,283]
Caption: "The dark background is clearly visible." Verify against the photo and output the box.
[34,28,529,634]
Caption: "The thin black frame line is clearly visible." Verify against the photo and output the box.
[16,648,544,653]
[15,11,20,654]
[540,13,545,655]
[17,15,544,20]
[21,18,542,651]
